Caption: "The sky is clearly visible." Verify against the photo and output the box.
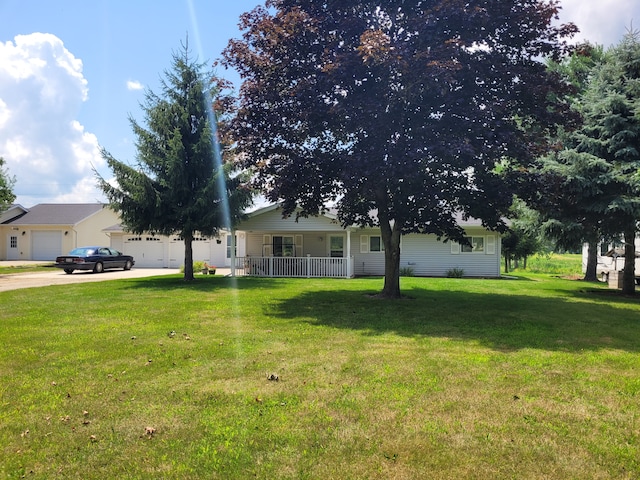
[1,0,639,207]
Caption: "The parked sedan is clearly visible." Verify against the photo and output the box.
[55,247,135,274]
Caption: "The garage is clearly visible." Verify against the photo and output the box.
[123,235,165,268]
[117,233,221,268]
[32,231,63,261]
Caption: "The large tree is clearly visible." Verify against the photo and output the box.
[98,43,252,281]
[519,43,610,281]
[0,156,16,213]
[223,0,577,298]
[574,31,640,293]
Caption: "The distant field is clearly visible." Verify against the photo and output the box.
[509,253,583,276]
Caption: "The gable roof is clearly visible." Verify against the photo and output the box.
[2,203,107,226]
[0,204,28,224]
[245,203,499,229]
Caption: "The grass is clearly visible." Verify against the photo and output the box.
[1,264,639,479]
[0,263,54,275]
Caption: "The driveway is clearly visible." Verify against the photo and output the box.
[0,264,181,292]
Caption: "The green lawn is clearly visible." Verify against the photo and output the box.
[1,268,638,479]
[0,264,54,275]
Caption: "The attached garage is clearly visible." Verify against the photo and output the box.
[108,229,230,269]
[32,231,63,261]
[123,235,165,268]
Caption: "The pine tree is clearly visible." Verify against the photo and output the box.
[536,32,640,291]
[98,42,252,280]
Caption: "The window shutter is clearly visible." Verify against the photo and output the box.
[263,234,272,256]
[360,235,369,253]
[295,235,303,256]
[450,241,460,255]
[486,235,496,255]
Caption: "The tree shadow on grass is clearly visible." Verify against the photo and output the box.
[269,286,640,353]
[121,274,289,293]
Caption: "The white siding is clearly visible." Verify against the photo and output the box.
[352,229,501,277]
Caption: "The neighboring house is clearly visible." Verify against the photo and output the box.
[229,204,502,278]
[0,203,120,261]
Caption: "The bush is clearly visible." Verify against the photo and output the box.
[399,266,414,277]
[446,267,465,278]
[180,260,207,273]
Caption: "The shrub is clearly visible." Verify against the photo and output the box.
[446,267,464,278]
[400,266,415,277]
[180,260,207,273]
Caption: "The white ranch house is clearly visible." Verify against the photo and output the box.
[227,204,502,278]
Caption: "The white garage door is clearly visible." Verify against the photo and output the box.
[32,231,63,261]
[168,237,212,268]
[124,236,165,268]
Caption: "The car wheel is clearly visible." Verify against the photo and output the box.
[64,269,74,275]
[600,272,609,283]
[124,260,132,271]
[93,262,104,274]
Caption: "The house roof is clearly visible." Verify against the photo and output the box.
[0,204,28,224]
[2,203,107,226]
[246,203,494,228]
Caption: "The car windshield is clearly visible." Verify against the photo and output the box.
[69,247,96,256]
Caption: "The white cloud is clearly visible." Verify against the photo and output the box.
[0,33,105,206]
[126,79,144,91]
[559,0,640,48]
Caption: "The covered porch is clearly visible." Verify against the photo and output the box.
[229,205,356,278]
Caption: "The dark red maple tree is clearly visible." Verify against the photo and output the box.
[223,0,577,298]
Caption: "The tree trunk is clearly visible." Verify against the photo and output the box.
[622,227,636,295]
[583,238,599,282]
[378,216,402,299]
[183,234,195,281]
[504,255,509,274]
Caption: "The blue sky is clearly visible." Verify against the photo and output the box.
[1,0,639,207]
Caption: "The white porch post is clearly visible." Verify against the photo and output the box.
[346,229,351,278]
[230,229,236,277]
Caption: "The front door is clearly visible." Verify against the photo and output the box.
[6,234,19,260]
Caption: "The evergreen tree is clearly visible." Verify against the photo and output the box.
[579,30,640,293]
[538,31,640,292]
[97,42,253,281]
[516,43,607,281]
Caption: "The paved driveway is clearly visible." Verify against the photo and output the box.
[0,266,181,292]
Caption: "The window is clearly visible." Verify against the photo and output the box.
[226,235,237,259]
[360,235,384,253]
[461,236,484,253]
[369,236,384,252]
[10,236,17,248]
[273,235,294,256]
[329,235,344,257]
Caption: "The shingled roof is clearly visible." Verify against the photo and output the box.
[2,203,107,226]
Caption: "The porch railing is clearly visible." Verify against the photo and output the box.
[232,256,354,278]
